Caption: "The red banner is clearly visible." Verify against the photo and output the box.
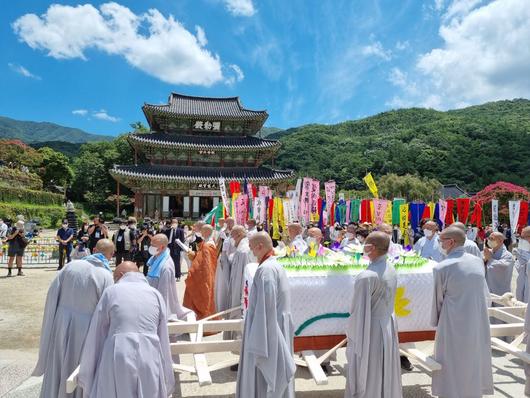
[456,198,471,224]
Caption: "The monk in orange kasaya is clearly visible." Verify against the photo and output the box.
[183,224,218,319]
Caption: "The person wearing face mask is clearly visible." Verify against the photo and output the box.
[146,234,192,321]
[340,223,360,249]
[413,221,444,262]
[112,219,136,266]
[55,219,74,271]
[87,216,109,253]
[33,239,114,398]
[0,218,8,239]
[184,225,218,320]
[78,262,175,398]
[287,222,308,255]
[431,227,493,398]
[306,227,329,256]
[483,231,514,296]
[246,218,258,237]
[450,222,481,258]
[344,231,402,398]
[515,226,530,303]
[236,232,295,398]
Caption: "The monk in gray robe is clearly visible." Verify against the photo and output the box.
[413,221,444,262]
[78,262,174,398]
[484,231,514,295]
[226,226,253,339]
[236,232,296,398]
[344,231,402,398]
[146,233,192,321]
[431,227,493,398]
[215,217,235,312]
[33,239,115,398]
[451,222,481,257]
[515,226,530,303]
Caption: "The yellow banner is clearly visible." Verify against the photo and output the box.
[384,203,393,225]
[428,202,436,220]
[272,197,282,240]
[363,172,379,198]
[399,203,409,246]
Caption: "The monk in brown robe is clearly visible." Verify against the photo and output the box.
[183,224,218,319]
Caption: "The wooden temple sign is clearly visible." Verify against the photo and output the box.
[193,121,221,131]
[189,189,219,197]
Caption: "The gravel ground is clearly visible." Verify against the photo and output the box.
[0,236,527,397]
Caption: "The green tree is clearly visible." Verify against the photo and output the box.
[376,174,442,201]
[37,147,74,189]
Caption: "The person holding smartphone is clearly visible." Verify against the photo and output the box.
[6,220,27,277]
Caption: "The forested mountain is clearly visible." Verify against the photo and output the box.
[0,116,113,143]
[30,141,82,158]
[272,99,530,192]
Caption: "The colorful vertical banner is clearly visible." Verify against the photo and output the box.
[363,172,379,198]
[299,177,312,224]
[518,201,529,233]
[438,199,448,228]
[470,202,483,228]
[234,194,248,225]
[310,179,320,217]
[509,200,521,242]
[491,199,499,229]
[373,199,389,225]
[456,198,471,224]
[399,204,409,245]
[219,177,230,217]
[324,181,336,219]
[392,199,406,225]
[258,185,270,198]
[384,203,393,225]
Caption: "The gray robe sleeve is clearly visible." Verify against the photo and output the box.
[32,272,63,376]
[431,267,444,327]
[516,251,530,302]
[155,292,176,395]
[346,274,374,396]
[78,291,111,398]
[247,268,296,396]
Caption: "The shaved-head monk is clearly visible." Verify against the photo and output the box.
[449,222,481,257]
[146,234,192,321]
[79,261,175,397]
[483,230,514,296]
[344,231,402,397]
[184,224,218,319]
[287,222,307,255]
[414,220,444,262]
[430,226,493,397]
[236,232,296,398]
[33,239,115,398]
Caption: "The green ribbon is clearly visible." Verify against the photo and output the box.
[294,312,350,336]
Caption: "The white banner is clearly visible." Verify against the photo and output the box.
[509,200,521,241]
[438,199,447,228]
[491,199,499,230]
[218,177,230,216]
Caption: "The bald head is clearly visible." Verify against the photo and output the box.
[201,224,213,240]
[94,239,115,260]
[225,217,235,230]
[451,222,466,232]
[522,226,530,240]
[365,231,390,256]
[308,227,323,243]
[114,261,139,282]
[287,223,303,240]
[150,233,168,256]
[488,231,505,250]
[249,231,273,262]
[378,223,393,236]
[440,226,466,246]
[231,225,247,246]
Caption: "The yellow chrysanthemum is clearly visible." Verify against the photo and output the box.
[394,286,411,317]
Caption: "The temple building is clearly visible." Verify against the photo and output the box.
[110,93,294,219]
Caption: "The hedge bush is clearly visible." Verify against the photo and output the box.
[0,167,43,190]
[0,203,65,228]
[0,186,63,206]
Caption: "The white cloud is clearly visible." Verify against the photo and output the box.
[395,40,410,51]
[224,0,256,17]
[12,2,227,86]
[390,0,530,110]
[93,109,120,122]
[225,64,244,85]
[72,109,88,116]
[434,0,446,11]
[195,26,207,46]
[360,41,391,61]
[388,68,407,88]
[8,63,40,79]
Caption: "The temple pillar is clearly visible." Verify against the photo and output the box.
[134,191,144,219]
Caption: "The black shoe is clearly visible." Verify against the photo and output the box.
[400,355,413,371]
[17,270,25,277]
[57,266,63,271]
[230,364,239,372]
[321,363,332,375]
[176,277,180,282]
[7,269,12,277]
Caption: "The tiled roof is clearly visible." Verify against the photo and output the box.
[142,93,268,121]
[128,132,280,150]
[441,184,469,199]
[111,164,294,183]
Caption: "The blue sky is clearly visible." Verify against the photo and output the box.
[1,0,529,136]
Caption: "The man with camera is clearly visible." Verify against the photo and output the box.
[87,216,109,253]
[6,220,28,277]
